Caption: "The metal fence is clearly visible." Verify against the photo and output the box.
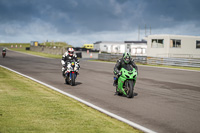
[30,46,65,55]
[98,53,200,67]
[147,57,200,68]
[98,54,147,64]
[156,53,200,58]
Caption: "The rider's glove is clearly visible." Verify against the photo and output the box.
[61,60,65,66]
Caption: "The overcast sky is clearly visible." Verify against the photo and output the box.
[0,0,200,46]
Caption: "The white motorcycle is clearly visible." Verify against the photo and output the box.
[64,60,79,86]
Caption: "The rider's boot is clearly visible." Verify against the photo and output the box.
[62,70,65,77]
[113,77,118,86]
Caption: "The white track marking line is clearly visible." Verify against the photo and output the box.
[0,65,156,133]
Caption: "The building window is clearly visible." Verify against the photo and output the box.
[151,39,164,48]
[143,48,146,54]
[137,48,142,54]
[132,48,136,54]
[170,39,181,48]
[196,41,200,49]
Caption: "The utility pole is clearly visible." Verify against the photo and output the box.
[145,24,147,36]
[150,26,151,35]
[138,25,140,41]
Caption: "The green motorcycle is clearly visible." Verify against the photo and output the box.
[116,65,138,98]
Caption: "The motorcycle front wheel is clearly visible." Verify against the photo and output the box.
[71,72,75,86]
[126,80,134,98]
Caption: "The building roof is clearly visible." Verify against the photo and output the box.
[93,41,102,44]
[147,34,200,38]
[124,41,147,43]
[93,41,124,44]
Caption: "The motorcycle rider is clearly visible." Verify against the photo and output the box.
[2,48,6,56]
[61,47,80,77]
[2,48,6,53]
[113,52,138,86]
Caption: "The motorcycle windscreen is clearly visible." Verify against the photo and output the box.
[123,64,133,71]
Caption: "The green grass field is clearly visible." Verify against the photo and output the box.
[0,43,62,59]
[11,49,62,59]
[0,42,71,48]
[0,67,142,133]
[40,42,72,47]
[0,43,30,48]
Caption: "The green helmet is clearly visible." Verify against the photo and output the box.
[123,52,130,63]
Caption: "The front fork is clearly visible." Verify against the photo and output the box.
[66,71,77,80]
[69,72,77,79]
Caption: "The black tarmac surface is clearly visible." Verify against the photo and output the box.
[1,48,200,133]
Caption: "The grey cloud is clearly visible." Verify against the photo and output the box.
[141,0,200,28]
[0,0,199,45]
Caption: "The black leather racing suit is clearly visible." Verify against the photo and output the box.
[113,58,138,85]
[2,49,6,53]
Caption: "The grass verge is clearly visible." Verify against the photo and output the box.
[0,43,30,47]
[1,43,62,59]
[0,67,142,133]
[11,48,62,59]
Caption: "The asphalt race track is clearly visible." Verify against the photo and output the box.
[1,48,200,133]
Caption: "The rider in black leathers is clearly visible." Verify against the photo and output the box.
[2,48,6,53]
[2,48,6,57]
[113,52,138,86]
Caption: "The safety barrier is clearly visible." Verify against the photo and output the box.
[98,54,147,64]
[98,53,200,67]
[30,46,65,55]
[147,57,200,68]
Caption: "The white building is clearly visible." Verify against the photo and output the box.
[146,34,200,58]
[93,41,125,53]
[93,41,147,56]
[125,41,147,56]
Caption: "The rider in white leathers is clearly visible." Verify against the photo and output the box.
[61,48,80,77]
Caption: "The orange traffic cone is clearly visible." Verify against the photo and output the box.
[90,53,93,58]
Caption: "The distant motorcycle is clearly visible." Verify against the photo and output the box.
[115,65,138,98]
[64,60,79,86]
[2,51,6,58]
